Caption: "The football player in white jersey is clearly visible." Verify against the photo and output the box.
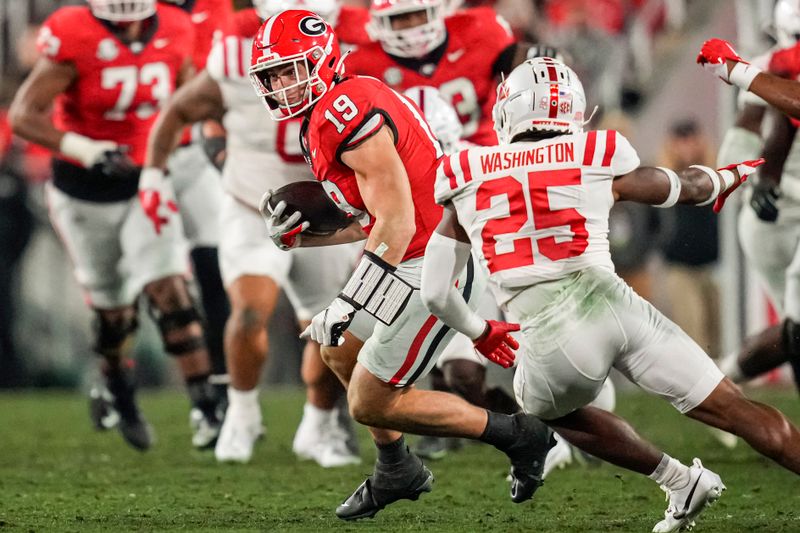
[711,1,800,403]
[421,57,800,532]
[140,0,363,466]
[403,84,615,471]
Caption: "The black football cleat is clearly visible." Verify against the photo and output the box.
[504,413,556,503]
[89,384,120,431]
[106,366,154,451]
[335,453,434,521]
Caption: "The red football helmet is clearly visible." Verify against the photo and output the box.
[249,10,345,120]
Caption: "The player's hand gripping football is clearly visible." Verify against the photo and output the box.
[138,167,179,235]
[713,158,766,214]
[259,190,310,251]
[300,297,356,346]
[473,320,520,368]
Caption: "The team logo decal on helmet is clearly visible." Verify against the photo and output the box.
[299,16,327,36]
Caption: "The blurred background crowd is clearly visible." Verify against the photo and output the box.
[0,0,786,389]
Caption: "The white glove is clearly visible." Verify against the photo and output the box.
[300,297,356,346]
[59,132,118,168]
[138,167,178,235]
[259,190,309,250]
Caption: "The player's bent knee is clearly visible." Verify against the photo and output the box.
[229,307,268,338]
[155,306,206,356]
[93,312,138,356]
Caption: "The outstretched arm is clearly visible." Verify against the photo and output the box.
[612,159,764,212]
[697,37,800,120]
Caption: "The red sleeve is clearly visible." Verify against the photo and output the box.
[233,8,262,38]
[316,79,397,164]
[36,7,83,63]
[335,6,373,46]
[768,46,800,79]
[467,7,514,59]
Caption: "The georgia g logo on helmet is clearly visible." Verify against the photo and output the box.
[299,16,327,36]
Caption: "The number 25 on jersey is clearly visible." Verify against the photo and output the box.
[477,169,588,274]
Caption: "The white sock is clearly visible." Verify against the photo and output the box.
[648,454,691,491]
[718,352,745,383]
[228,386,259,409]
[302,402,333,426]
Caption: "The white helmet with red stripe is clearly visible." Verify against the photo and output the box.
[253,0,342,27]
[87,0,156,22]
[369,0,447,58]
[403,86,462,154]
[493,57,586,144]
[775,0,800,47]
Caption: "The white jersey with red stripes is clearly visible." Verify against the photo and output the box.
[206,35,311,209]
[434,129,640,305]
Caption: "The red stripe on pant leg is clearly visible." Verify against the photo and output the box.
[389,314,438,386]
[602,130,616,167]
[459,150,472,182]
[443,155,457,190]
[583,130,597,166]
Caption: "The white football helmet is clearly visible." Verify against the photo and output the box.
[775,0,800,47]
[493,57,587,144]
[87,0,156,22]
[369,0,447,58]
[252,0,342,26]
[403,86,463,154]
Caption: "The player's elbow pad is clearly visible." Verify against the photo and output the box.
[717,127,762,167]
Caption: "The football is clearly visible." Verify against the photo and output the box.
[266,180,353,236]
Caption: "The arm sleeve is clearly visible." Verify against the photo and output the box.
[420,231,486,340]
[610,132,641,176]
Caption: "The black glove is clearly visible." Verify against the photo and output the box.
[91,147,139,181]
[750,179,781,222]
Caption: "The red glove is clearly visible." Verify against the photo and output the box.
[473,320,520,369]
[696,38,743,68]
[713,158,765,213]
[138,168,178,235]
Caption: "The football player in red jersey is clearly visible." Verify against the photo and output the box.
[141,0,365,467]
[345,0,527,146]
[251,10,553,520]
[9,0,224,451]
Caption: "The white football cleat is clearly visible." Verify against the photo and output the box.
[652,458,725,533]
[214,402,264,463]
[543,434,574,478]
[293,403,360,467]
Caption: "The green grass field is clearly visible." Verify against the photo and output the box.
[1,388,799,532]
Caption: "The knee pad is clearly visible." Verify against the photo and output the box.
[155,306,206,356]
[93,313,138,356]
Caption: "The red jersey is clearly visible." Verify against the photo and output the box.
[345,7,514,146]
[233,5,371,45]
[37,4,194,166]
[763,43,800,127]
[188,0,234,69]
[305,76,444,262]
